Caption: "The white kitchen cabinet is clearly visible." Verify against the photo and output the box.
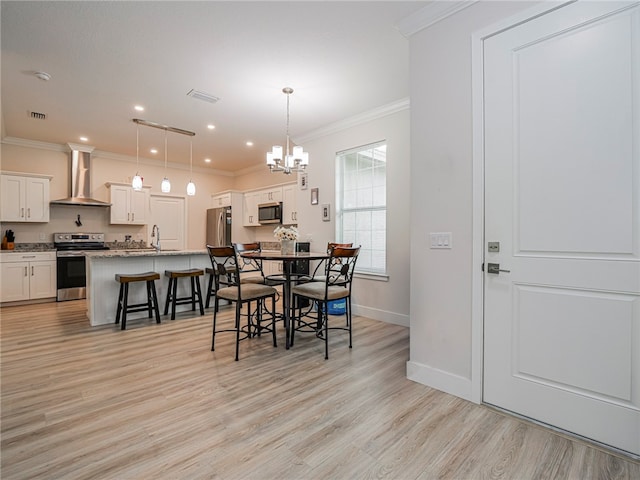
[282,183,297,225]
[0,251,56,303]
[211,192,232,208]
[0,173,51,223]
[243,187,284,227]
[243,191,261,226]
[107,183,149,225]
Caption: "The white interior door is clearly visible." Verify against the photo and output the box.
[149,194,186,251]
[483,1,640,456]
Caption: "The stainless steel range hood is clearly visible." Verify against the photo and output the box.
[50,144,111,207]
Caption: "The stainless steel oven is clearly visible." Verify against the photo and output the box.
[55,233,109,301]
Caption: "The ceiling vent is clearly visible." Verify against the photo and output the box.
[187,89,220,104]
[29,111,47,120]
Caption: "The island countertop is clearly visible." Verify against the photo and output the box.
[85,249,207,258]
[85,250,210,326]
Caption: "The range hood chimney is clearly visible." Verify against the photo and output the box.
[50,144,111,207]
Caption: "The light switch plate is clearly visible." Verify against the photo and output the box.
[430,232,452,249]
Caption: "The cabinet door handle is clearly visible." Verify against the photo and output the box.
[27,208,31,218]
[24,266,28,276]
[21,208,25,218]
[31,266,34,276]
[131,213,135,222]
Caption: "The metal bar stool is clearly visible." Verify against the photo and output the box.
[115,272,161,330]
[163,268,205,320]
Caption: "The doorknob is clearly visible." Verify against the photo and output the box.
[487,263,510,274]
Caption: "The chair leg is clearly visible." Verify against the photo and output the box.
[212,296,219,351]
[347,296,352,348]
[115,283,124,325]
[324,307,329,360]
[235,301,242,361]
[164,278,173,315]
[205,274,214,308]
[195,276,204,315]
[171,277,178,320]
[146,281,153,318]
[150,281,161,324]
[271,295,277,348]
[121,283,129,331]
[190,277,196,311]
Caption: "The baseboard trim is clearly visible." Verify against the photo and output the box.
[406,360,475,403]
[353,304,409,327]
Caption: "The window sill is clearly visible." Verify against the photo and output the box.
[354,272,389,282]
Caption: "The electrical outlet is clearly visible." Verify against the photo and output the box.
[39,233,46,241]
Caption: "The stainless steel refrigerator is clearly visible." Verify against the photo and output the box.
[206,207,232,247]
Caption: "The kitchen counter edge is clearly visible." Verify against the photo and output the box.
[85,249,207,258]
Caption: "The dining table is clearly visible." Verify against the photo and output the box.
[239,250,330,349]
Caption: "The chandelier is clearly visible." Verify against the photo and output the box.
[266,87,309,174]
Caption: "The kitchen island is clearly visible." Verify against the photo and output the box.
[85,249,209,326]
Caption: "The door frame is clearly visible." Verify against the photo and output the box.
[470,1,576,404]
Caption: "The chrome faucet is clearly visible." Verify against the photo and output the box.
[151,224,161,252]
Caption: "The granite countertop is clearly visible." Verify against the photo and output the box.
[85,249,207,258]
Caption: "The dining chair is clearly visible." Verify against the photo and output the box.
[207,246,278,361]
[307,242,354,283]
[291,246,360,359]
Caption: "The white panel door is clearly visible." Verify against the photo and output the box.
[483,1,640,456]
[149,195,185,251]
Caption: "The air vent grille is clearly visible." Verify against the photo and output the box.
[187,89,220,104]
[29,111,47,120]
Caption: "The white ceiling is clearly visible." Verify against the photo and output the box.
[1,1,427,174]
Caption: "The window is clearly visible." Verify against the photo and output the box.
[336,141,386,275]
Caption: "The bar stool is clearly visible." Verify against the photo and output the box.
[115,272,161,330]
[163,268,205,320]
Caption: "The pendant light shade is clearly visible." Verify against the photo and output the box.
[132,124,143,191]
[186,138,195,196]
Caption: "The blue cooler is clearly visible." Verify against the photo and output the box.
[317,299,346,315]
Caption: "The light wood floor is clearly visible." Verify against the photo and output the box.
[1,300,638,479]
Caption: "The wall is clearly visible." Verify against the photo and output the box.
[297,107,411,326]
[0,141,235,249]
[407,1,539,400]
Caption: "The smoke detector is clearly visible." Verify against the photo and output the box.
[34,71,51,81]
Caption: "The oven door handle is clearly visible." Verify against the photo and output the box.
[57,251,87,257]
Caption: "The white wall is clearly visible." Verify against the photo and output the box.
[297,107,411,326]
[407,1,539,400]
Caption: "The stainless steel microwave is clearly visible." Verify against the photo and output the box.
[258,202,282,224]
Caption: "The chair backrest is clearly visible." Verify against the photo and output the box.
[326,242,353,253]
[232,242,265,281]
[324,246,360,289]
[206,245,240,289]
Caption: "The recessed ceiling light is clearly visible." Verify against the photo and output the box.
[204,158,211,163]
[134,105,144,112]
[207,124,215,130]
[246,141,253,147]
[150,148,158,154]
[79,136,88,142]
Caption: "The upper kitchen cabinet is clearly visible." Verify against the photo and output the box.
[0,172,51,223]
[211,192,232,208]
[106,182,150,225]
[242,186,284,227]
[282,183,297,225]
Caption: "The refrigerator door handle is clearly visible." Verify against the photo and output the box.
[218,211,224,246]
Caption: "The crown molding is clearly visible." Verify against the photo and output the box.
[396,1,479,37]
[1,136,234,177]
[294,97,409,145]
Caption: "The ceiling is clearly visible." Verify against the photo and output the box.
[1,1,427,174]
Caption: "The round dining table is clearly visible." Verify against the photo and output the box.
[240,250,329,349]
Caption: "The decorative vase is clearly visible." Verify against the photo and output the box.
[281,239,296,255]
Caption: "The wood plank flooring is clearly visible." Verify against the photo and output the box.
[1,300,638,479]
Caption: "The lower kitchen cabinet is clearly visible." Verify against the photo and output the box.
[0,251,57,303]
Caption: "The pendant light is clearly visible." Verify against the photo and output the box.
[186,138,196,196]
[161,129,171,193]
[131,124,143,191]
